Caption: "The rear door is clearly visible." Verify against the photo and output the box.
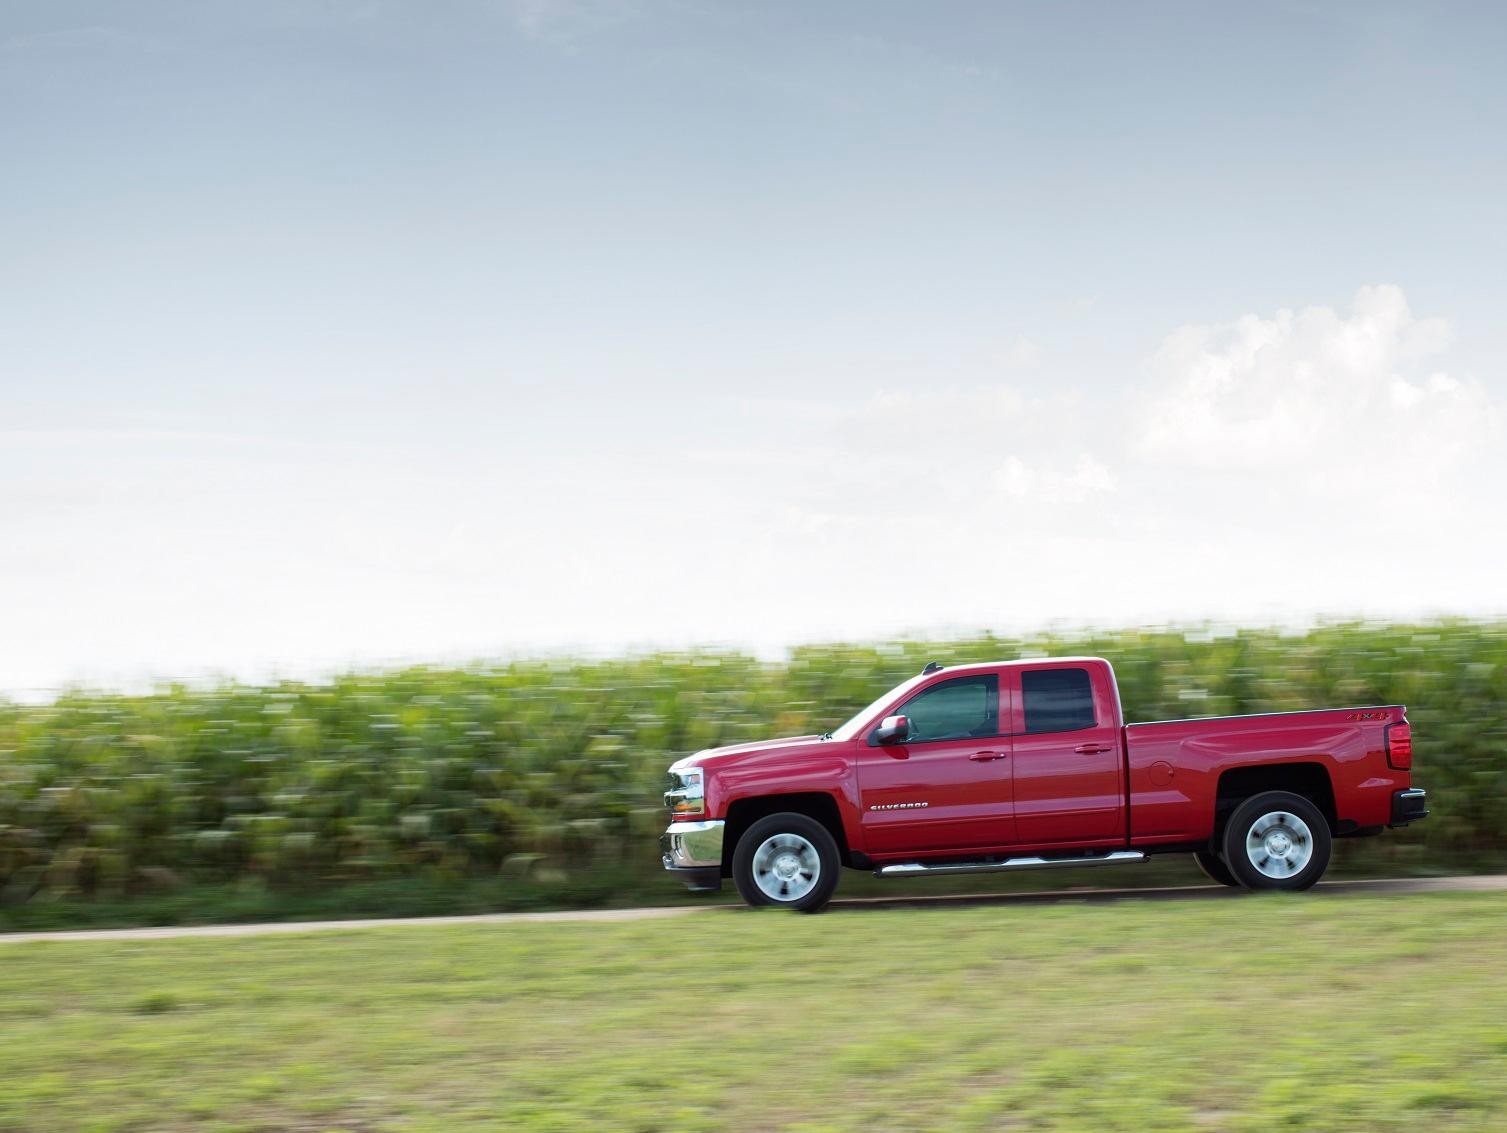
[1007,663,1126,846]
[856,672,1016,854]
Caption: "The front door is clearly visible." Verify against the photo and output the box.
[857,673,1016,854]
[1008,664,1125,845]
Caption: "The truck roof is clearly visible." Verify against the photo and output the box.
[922,656,1110,675]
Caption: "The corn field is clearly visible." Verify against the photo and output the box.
[2,622,1504,908]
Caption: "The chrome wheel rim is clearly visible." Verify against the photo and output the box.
[1245,811,1313,879]
[752,833,820,902]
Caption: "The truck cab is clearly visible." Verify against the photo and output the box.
[846,657,1126,854]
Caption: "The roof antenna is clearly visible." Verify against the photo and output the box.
[922,661,943,674]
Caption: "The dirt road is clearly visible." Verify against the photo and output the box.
[3,874,1503,944]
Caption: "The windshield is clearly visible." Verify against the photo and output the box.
[829,671,933,742]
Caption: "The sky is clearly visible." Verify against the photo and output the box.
[3,0,1506,693]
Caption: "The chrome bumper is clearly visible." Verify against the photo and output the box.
[661,820,724,869]
[661,820,725,893]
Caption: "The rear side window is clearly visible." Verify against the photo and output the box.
[1022,668,1096,733]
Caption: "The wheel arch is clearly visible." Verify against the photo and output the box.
[722,792,852,875]
[1211,762,1336,849]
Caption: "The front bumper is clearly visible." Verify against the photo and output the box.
[1390,788,1429,827]
[661,820,725,893]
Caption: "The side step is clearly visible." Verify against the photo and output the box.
[875,850,1146,878]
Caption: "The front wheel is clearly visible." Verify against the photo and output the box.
[1220,791,1331,891]
[732,813,840,913]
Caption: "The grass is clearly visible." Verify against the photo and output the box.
[2,892,1505,1131]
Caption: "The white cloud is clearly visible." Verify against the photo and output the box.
[993,454,1116,502]
[1132,286,1501,527]
[993,336,1043,371]
[4,285,1502,692]
[699,284,1504,640]
[502,0,640,45]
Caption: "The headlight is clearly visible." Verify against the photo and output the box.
[664,767,705,818]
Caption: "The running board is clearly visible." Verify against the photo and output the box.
[874,850,1146,878]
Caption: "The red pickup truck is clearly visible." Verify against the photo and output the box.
[661,657,1427,911]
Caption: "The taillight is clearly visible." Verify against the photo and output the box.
[1386,721,1413,770]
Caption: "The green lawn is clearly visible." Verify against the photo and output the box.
[2,893,1504,1132]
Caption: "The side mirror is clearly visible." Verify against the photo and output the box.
[874,714,910,744]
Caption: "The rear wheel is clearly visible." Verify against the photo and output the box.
[1220,791,1331,891]
[732,813,840,913]
[1193,850,1240,887]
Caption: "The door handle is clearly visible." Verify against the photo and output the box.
[969,750,1005,761]
[1074,742,1113,754]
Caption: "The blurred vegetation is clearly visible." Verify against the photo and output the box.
[1,622,1504,922]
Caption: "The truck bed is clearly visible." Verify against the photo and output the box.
[1122,705,1409,845]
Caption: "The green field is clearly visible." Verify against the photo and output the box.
[3,892,1505,1132]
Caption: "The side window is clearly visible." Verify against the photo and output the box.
[1022,668,1096,734]
[892,675,999,744]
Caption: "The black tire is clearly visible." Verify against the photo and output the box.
[1220,790,1331,891]
[1193,850,1241,887]
[732,812,841,913]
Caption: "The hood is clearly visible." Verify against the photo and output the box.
[671,734,827,771]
